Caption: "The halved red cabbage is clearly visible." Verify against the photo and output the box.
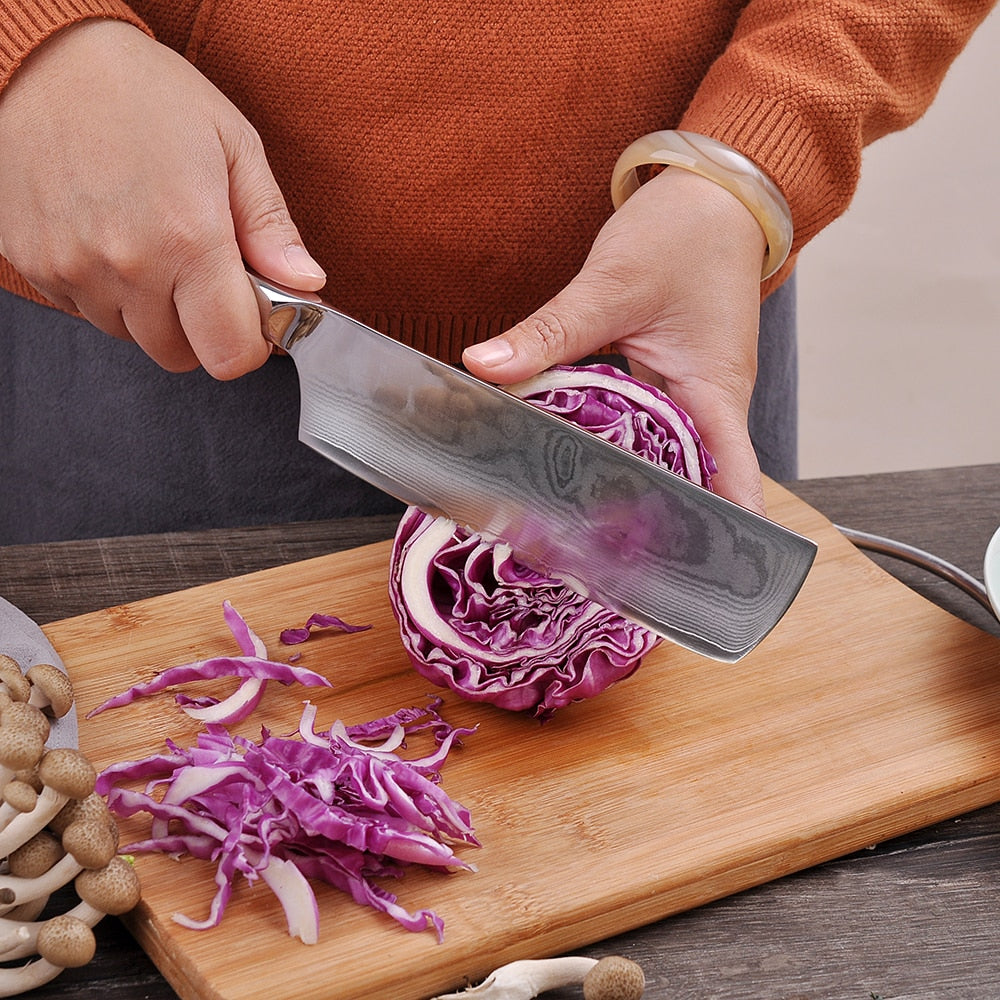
[388,363,716,719]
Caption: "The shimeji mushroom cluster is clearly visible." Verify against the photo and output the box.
[0,654,140,996]
[433,956,646,1000]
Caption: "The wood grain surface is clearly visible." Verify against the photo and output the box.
[36,479,1000,1000]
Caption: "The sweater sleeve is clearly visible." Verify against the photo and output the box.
[0,0,151,92]
[677,0,996,287]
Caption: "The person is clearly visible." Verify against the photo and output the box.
[0,2,994,544]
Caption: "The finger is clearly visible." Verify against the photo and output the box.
[665,382,766,515]
[172,246,272,380]
[118,295,200,372]
[704,428,766,516]
[18,280,82,321]
[226,128,326,291]
[64,279,200,370]
[1,250,98,322]
[462,275,618,384]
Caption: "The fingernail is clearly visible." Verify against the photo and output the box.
[284,244,326,280]
[464,339,514,367]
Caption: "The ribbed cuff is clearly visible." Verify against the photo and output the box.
[0,0,149,90]
[680,91,856,258]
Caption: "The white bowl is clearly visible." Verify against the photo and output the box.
[985,525,1000,619]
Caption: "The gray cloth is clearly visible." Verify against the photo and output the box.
[0,278,797,544]
[0,595,78,748]
[751,272,798,481]
[0,288,405,544]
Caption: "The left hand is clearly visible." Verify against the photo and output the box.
[462,167,769,514]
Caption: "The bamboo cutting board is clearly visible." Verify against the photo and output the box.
[42,480,1000,1000]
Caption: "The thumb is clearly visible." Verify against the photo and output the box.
[463,280,616,383]
[227,135,327,291]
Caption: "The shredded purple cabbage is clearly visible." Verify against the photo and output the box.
[85,656,332,719]
[86,602,334,722]
[97,699,477,943]
[279,612,372,646]
[388,364,716,719]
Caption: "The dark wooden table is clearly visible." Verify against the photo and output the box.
[2,465,998,999]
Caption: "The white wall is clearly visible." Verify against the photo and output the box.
[797,6,1000,479]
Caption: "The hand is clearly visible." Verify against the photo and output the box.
[0,18,326,378]
[462,168,769,513]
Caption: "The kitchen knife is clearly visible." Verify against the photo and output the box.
[250,272,816,661]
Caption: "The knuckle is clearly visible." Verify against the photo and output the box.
[158,210,226,260]
[156,216,238,287]
[228,126,296,237]
[519,311,572,357]
[97,237,155,288]
[18,245,87,297]
[232,119,267,158]
[240,195,295,239]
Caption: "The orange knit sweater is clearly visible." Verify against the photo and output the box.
[0,0,994,362]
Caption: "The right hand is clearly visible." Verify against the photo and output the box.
[0,18,326,378]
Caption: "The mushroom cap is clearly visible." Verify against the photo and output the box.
[37,748,96,800]
[49,791,117,839]
[74,856,142,915]
[60,818,118,870]
[26,663,75,718]
[0,724,46,772]
[583,956,646,1000]
[0,656,30,703]
[8,830,64,878]
[2,778,39,814]
[13,764,44,793]
[36,914,97,968]
[1,700,51,743]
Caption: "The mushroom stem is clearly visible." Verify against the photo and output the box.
[25,664,75,720]
[0,786,69,857]
[0,921,32,957]
[0,897,49,923]
[0,748,97,856]
[432,957,599,999]
[433,956,646,1000]
[0,915,98,994]
[0,852,82,914]
[0,957,66,997]
[0,901,105,962]
[0,803,22,830]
